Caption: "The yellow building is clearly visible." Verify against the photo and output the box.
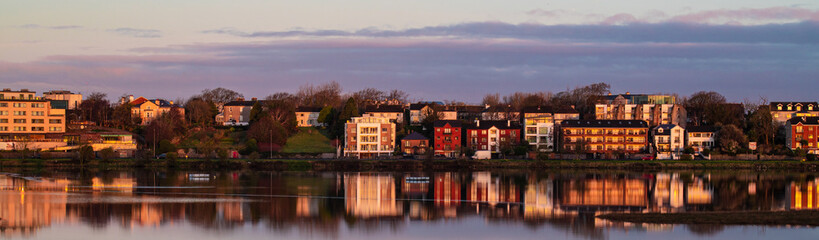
[0,89,66,137]
[128,96,184,124]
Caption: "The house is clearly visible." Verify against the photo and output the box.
[408,102,456,125]
[42,90,83,110]
[785,117,819,154]
[296,106,323,127]
[363,105,405,124]
[127,96,184,124]
[482,105,520,121]
[456,105,486,121]
[652,124,685,159]
[465,120,521,157]
[400,132,429,155]
[771,102,819,123]
[522,106,555,152]
[552,106,580,124]
[434,120,463,158]
[561,120,649,156]
[344,116,396,159]
[686,126,716,152]
[217,98,257,126]
[0,89,66,136]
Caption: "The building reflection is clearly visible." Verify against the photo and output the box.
[343,173,402,218]
[0,171,805,238]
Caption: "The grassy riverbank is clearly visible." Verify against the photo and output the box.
[597,211,819,226]
[1,158,819,172]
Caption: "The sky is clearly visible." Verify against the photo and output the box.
[1,0,818,103]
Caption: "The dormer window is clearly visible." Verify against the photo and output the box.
[798,106,802,111]
[811,106,814,111]
[788,105,792,111]
[778,105,783,110]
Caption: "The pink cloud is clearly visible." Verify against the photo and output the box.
[669,7,819,24]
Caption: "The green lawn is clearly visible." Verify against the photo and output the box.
[280,127,335,153]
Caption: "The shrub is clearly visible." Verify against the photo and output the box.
[166,152,179,168]
[680,154,694,161]
[513,145,529,156]
[99,147,116,161]
[248,152,260,161]
[807,154,818,162]
[217,148,229,161]
[241,139,258,155]
[74,145,95,165]
[683,146,695,154]
[536,152,550,161]
[40,151,52,160]
[158,140,177,155]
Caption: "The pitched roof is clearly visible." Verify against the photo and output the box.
[456,105,486,113]
[788,117,819,125]
[466,120,521,130]
[553,106,579,114]
[686,125,717,133]
[224,100,257,107]
[433,120,463,128]
[653,124,679,135]
[130,97,180,108]
[522,106,552,114]
[364,105,404,113]
[402,132,429,141]
[561,120,648,128]
[296,106,323,112]
[771,102,818,107]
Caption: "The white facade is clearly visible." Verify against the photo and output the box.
[344,116,395,158]
[653,125,685,159]
[362,112,404,124]
[687,131,715,152]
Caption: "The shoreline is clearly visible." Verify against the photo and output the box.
[597,211,819,226]
[1,158,819,172]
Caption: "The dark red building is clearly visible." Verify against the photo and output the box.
[465,120,521,154]
[434,120,463,158]
[786,117,819,154]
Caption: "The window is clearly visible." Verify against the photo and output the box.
[32,111,44,116]
[405,141,411,147]
[13,126,26,131]
[482,130,487,134]
[13,111,25,116]
[31,119,44,124]
[49,119,61,124]
[797,126,804,133]
[444,128,451,134]
[0,111,6,116]
[13,103,26,108]
[0,127,7,131]
[0,119,6,123]
[0,103,6,107]
[31,103,44,108]
[31,127,44,131]
[13,119,25,123]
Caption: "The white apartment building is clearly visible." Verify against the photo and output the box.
[652,124,685,159]
[344,116,396,159]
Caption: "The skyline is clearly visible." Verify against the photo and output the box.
[2,1,818,103]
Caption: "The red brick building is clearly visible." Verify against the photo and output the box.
[434,120,463,157]
[786,117,819,154]
[400,132,429,155]
[465,120,521,154]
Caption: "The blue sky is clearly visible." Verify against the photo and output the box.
[1,0,817,103]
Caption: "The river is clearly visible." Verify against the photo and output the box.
[1,170,818,239]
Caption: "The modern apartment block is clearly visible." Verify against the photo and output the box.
[561,120,648,154]
[344,116,396,158]
[770,102,819,123]
[595,93,687,127]
[785,117,819,154]
[522,106,555,152]
[652,124,685,159]
[0,89,66,137]
[42,90,83,110]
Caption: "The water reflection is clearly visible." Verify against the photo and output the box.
[0,170,815,239]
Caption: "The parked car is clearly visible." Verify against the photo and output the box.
[641,156,654,160]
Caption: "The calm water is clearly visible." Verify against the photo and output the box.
[2,169,819,240]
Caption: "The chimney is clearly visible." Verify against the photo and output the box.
[484,104,490,109]
[129,95,134,102]
[155,100,160,105]
[170,101,174,105]
[237,97,245,101]
[507,120,511,127]
[476,119,480,127]
[251,97,257,101]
